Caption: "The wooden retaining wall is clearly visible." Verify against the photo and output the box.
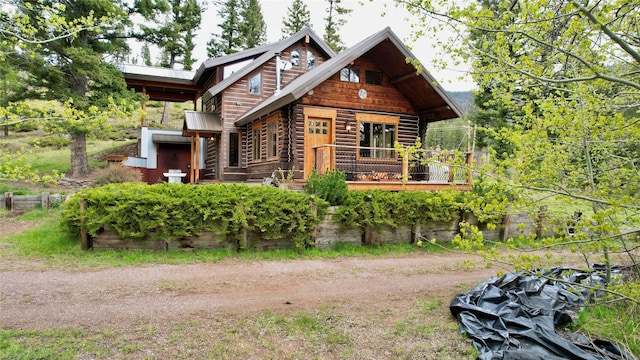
[1,192,65,211]
[86,208,546,251]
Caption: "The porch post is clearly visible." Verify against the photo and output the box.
[195,132,200,183]
[190,136,195,183]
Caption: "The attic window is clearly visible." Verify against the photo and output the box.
[248,72,261,94]
[340,67,360,83]
[365,70,383,85]
[307,50,315,69]
[291,48,300,67]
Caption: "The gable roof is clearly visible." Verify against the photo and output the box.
[201,27,335,103]
[235,27,463,126]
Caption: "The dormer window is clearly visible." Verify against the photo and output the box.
[248,72,261,94]
[291,48,300,67]
[340,67,360,83]
[365,70,383,85]
[307,50,315,69]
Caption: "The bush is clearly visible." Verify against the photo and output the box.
[28,135,71,148]
[305,169,348,206]
[91,166,142,187]
[62,183,328,251]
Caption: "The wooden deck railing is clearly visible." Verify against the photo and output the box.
[312,144,472,185]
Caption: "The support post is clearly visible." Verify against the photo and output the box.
[5,192,13,211]
[80,199,90,249]
[41,192,50,210]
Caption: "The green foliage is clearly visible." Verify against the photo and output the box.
[281,0,311,37]
[323,0,352,52]
[332,189,499,233]
[577,300,640,356]
[91,166,143,187]
[305,169,348,206]
[28,135,70,149]
[61,183,328,251]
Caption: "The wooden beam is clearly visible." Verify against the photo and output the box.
[124,79,200,91]
[195,132,200,183]
[389,71,419,85]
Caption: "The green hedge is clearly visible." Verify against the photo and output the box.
[62,183,328,250]
[333,186,509,232]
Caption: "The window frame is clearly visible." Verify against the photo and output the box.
[248,72,262,94]
[266,115,279,161]
[306,50,316,69]
[228,132,240,167]
[340,67,360,83]
[365,70,383,85]
[356,114,399,162]
[251,122,262,162]
[291,47,301,67]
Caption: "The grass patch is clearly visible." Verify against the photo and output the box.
[577,302,640,356]
[0,209,449,269]
[0,184,37,195]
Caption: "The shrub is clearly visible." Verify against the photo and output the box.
[28,135,71,148]
[91,166,142,187]
[62,183,328,251]
[305,169,348,206]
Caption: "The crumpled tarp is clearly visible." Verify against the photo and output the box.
[450,266,636,360]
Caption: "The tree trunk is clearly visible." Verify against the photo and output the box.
[70,132,90,177]
[160,101,170,124]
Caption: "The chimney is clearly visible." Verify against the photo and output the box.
[275,52,281,93]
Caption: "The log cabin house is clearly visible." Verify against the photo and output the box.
[120,27,469,191]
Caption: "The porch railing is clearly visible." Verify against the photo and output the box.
[312,144,472,184]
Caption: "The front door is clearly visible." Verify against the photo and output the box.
[304,115,334,179]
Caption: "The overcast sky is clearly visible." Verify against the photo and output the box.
[135,0,476,91]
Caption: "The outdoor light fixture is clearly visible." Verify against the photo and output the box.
[345,119,352,132]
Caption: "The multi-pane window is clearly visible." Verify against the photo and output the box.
[229,133,239,167]
[291,48,300,67]
[365,70,383,85]
[252,124,261,161]
[266,119,278,159]
[307,50,315,69]
[248,72,261,94]
[359,120,397,159]
[340,67,360,83]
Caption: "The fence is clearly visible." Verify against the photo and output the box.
[314,144,472,183]
[1,192,65,211]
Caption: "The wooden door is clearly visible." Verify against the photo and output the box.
[304,116,333,178]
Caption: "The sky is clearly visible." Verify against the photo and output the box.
[134,0,476,92]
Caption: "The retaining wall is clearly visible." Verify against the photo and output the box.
[1,192,66,211]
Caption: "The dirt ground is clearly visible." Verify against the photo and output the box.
[1,252,498,330]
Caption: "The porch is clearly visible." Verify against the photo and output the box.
[312,145,473,191]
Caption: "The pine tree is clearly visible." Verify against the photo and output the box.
[282,0,311,37]
[141,43,153,66]
[2,0,136,177]
[323,0,351,52]
[134,0,203,124]
[240,0,267,49]
[207,0,244,57]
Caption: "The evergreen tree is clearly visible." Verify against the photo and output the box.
[134,0,203,123]
[282,0,311,37]
[141,43,153,66]
[2,0,137,177]
[240,0,267,49]
[207,0,244,57]
[323,0,351,52]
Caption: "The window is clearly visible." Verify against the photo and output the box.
[248,72,261,94]
[357,115,398,160]
[252,123,261,161]
[229,133,239,167]
[266,118,278,160]
[307,50,315,69]
[340,67,360,83]
[365,70,383,85]
[291,48,300,67]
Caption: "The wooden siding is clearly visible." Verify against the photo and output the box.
[244,110,296,181]
[300,56,416,114]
